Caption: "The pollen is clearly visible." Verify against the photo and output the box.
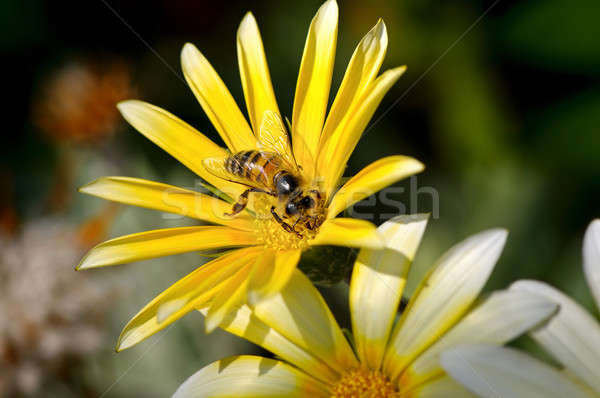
[251,196,315,251]
[330,368,399,398]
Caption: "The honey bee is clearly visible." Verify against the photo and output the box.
[203,111,326,236]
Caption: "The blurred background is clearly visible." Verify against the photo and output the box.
[3,0,599,396]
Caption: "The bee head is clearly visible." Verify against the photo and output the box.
[285,192,317,217]
[299,190,325,216]
[299,195,315,209]
[301,190,326,230]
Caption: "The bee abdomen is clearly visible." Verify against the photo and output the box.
[227,150,282,187]
[226,150,255,176]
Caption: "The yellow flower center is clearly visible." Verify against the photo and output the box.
[252,196,315,251]
[331,369,399,398]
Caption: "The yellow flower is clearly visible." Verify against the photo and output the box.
[441,219,600,398]
[77,0,423,351]
[173,215,557,397]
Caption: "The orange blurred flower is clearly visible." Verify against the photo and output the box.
[33,57,135,144]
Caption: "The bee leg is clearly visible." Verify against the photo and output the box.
[270,206,292,232]
[292,217,302,232]
[290,217,304,238]
[270,206,302,237]
[225,188,266,216]
[304,218,313,230]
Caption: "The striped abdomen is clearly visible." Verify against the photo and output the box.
[225,150,283,188]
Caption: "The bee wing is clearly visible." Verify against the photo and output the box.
[257,110,299,171]
[202,156,263,189]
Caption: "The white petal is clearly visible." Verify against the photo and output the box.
[409,289,558,384]
[511,279,600,392]
[441,345,592,398]
[583,219,600,309]
[350,214,428,370]
[173,355,329,398]
[383,229,508,381]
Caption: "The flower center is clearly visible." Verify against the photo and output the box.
[252,196,315,251]
[331,369,398,398]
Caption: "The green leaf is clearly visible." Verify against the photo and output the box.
[298,245,358,286]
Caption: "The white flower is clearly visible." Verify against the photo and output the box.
[441,219,600,398]
[173,215,557,397]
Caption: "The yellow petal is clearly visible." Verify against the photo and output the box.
[328,156,424,217]
[204,262,253,333]
[511,280,600,392]
[77,226,259,270]
[199,305,340,384]
[320,19,387,150]
[116,248,261,351]
[117,100,243,198]
[318,66,407,196]
[173,356,330,398]
[383,229,507,382]
[253,269,359,374]
[248,249,302,305]
[291,0,338,177]
[350,214,428,370]
[79,176,253,230]
[237,12,280,134]
[310,217,384,249]
[409,289,558,386]
[181,43,255,152]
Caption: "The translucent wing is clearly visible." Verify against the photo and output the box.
[202,156,264,189]
[257,110,299,171]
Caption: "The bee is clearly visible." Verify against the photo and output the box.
[203,111,326,236]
